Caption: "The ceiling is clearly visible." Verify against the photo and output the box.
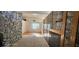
[20,11,51,22]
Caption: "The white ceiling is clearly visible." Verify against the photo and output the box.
[20,11,51,22]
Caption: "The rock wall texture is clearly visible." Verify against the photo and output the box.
[43,11,74,47]
[64,11,74,46]
[0,11,22,46]
[52,11,63,30]
[43,11,63,46]
[49,32,60,47]
[76,21,79,45]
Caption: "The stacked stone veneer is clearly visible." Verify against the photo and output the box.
[43,11,63,46]
[76,21,79,45]
[49,32,60,47]
[0,11,22,46]
[52,11,63,30]
[43,11,74,47]
[64,11,74,46]
[65,12,73,39]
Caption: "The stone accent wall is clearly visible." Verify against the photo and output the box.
[43,11,63,46]
[76,21,79,45]
[44,11,74,46]
[64,11,74,46]
[0,11,22,46]
[49,33,60,47]
[52,11,63,30]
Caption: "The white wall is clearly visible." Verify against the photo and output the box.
[22,19,43,34]
[22,20,32,33]
[32,22,42,33]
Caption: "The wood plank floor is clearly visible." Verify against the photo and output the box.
[13,33,49,47]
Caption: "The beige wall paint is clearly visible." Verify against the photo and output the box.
[32,22,42,33]
[22,20,32,33]
[22,19,43,33]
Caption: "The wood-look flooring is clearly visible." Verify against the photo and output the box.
[13,33,49,47]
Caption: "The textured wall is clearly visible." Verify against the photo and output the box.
[53,11,63,30]
[43,11,75,47]
[64,11,74,46]
[43,11,63,46]
[76,21,79,45]
[0,11,22,46]
[44,11,74,46]
[49,33,60,47]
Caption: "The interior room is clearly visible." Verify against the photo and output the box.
[0,11,79,47]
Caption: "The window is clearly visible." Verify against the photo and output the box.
[44,24,51,30]
[48,24,51,30]
[32,22,40,29]
[44,24,47,30]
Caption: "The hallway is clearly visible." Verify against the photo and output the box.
[13,33,49,47]
[0,11,79,47]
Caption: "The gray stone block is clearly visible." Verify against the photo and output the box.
[0,11,22,46]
